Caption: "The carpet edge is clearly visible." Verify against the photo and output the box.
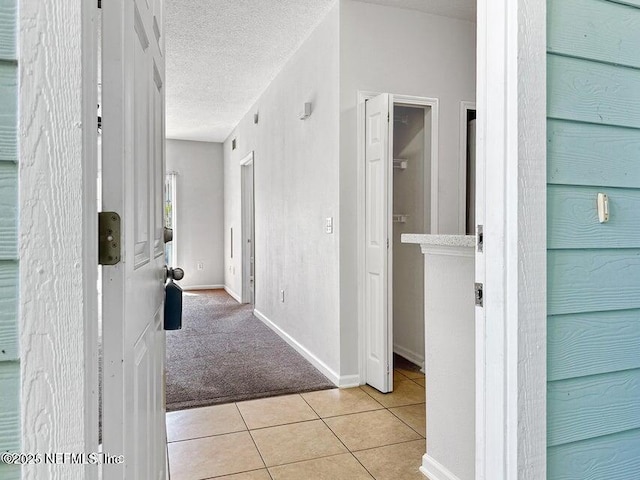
[253,308,342,387]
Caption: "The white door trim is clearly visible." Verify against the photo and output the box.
[19,0,100,478]
[239,151,254,166]
[476,0,547,479]
[458,101,476,235]
[357,91,439,386]
[240,151,254,304]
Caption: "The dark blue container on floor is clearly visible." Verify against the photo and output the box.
[164,280,183,330]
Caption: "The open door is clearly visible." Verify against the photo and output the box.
[365,93,394,393]
[241,153,255,304]
[101,0,168,478]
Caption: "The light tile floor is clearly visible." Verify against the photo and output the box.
[167,369,426,480]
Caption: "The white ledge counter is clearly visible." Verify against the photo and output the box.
[401,234,476,480]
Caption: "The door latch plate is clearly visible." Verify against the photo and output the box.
[475,282,484,307]
[99,212,121,265]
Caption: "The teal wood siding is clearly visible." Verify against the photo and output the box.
[0,0,19,479]
[548,0,640,478]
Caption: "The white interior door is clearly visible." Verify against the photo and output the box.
[102,0,167,478]
[365,93,394,393]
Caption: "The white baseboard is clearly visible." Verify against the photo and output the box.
[419,454,461,480]
[224,285,242,303]
[253,309,342,387]
[182,284,225,291]
[393,343,425,371]
[338,374,361,388]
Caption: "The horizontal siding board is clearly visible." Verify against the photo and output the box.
[0,261,17,361]
[0,0,16,61]
[547,428,640,480]
[548,369,640,446]
[548,185,640,249]
[548,54,640,129]
[548,249,640,315]
[609,0,640,8]
[0,464,20,480]
[548,0,640,69]
[0,62,16,163]
[0,361,19,452]
[548,310,640,381]
[547,119,640,188]
[0,162,17,259]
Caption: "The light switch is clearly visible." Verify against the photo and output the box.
[325,217,334,234]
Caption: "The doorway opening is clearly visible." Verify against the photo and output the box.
[459,102,477,235]
[392,105,430,374]
[361,93,438,393]
[240,152,255,305]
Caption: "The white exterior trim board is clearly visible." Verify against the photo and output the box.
[475,0,547,478]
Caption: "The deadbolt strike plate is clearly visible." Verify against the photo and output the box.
[475,282,484,307]
[99,212,121,265]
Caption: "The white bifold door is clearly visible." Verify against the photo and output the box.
[101,0,168,478]
[365,94,394,393]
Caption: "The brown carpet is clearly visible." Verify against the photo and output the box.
[165,290,335,411]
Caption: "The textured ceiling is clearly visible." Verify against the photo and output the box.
[165,0,476,143]
[165,0,338,142]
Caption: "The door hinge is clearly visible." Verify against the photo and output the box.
[98,0,101,8]
[99,212,121,265]
[475,282,484,307]
[387,112,390,122]
[477,225,483,253]
[387,238,389,249]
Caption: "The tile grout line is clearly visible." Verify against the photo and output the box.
[234,402,274,480]
[352,437,427,454]
[298,393,377,480]
[203,467,268,480]
[386,405,427,439]
[167,427,248,445]
[167,383,426,479]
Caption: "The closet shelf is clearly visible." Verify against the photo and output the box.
[393,159,408,170]
[393,214,409,223]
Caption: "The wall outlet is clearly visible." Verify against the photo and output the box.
[280,289,285,303]
[197,262,204,271]
[325,217,334,234]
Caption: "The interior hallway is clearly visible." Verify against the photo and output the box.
[166,369,426,480]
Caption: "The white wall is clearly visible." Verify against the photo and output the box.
[339,0,477,375]
[393,106,427,366]
[422,246,475,480]
[167,140,225,289]
[223,5,342,378]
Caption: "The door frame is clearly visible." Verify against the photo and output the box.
[357,92,439,389]
[458,100,477,235]
[475,0,547,478]
[19,0,100,478]
[20,1,548,478]
[240,151,255,304]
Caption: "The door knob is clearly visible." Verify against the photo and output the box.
[164,266,184,282]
